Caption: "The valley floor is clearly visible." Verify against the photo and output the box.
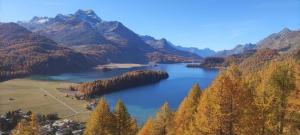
[0,79,90,122]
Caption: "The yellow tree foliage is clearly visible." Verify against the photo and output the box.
[254,60,297,135]
[138,118,155,135]
[153,103,175,135]
[187,88,219,135]
[190,65,256,135]
[270,61,295,134]
[129,118,138,135]
[114,99,137,135]
[12,113,40,135]
[174,83,201,135]
[84,98,115,135]
[12,120,31,135]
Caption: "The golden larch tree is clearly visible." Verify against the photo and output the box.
[138,118,155,135]
[84,98,116,135]
[174,83,201,135]
[114,99,137,135]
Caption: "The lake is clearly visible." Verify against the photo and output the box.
[31,63,218,124]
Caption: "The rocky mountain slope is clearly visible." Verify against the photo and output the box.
[20,9,201,63]
[256,28,300,53]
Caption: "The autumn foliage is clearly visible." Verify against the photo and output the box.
[74,70,169,99]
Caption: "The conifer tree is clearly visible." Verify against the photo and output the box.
[190,65,253,135]
[138,118,155,135]
[114,99,137,135]
[129,118,138,135]
[153,103,174,135]
[12,113,40,135]
[174,84,201,135]
[255,61,296,134]
[189,85,220,135]
[29,113,39,135]
[12,120,31,135]
[84,98,115,135]
[269,62,295,134]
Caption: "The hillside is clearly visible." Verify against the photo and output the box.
[0,23,99,81]
[200,28,300,68]
[257,28,300,53]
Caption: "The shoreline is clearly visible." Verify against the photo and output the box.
[93,63,148,70]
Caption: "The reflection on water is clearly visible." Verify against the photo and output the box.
[30,63,218,124]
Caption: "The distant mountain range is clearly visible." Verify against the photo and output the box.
[214,43,256,57]
[18,9,201,64]
[198,27,300,70]
[173,46,216,57]
[212,27,300,57]
[139,35,217,58]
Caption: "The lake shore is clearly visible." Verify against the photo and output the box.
[94,63,148,70]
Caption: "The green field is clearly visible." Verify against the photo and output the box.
[0,79,91,121]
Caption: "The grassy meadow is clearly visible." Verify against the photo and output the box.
[0,79,90,121]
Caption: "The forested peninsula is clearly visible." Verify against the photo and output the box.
[72,70,169,99]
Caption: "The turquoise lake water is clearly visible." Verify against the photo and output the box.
[31,63,218,124]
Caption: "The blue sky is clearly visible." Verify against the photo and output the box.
[0,0,299,51]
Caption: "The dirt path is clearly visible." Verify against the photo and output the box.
[39,88,79,114]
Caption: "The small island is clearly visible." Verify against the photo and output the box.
[72,70,169,99]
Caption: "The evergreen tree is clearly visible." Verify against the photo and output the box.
[84,98,115,135]
[174,84,201,135]
[114,99,137,135]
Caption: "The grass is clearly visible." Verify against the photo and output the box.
[0,79,91,122]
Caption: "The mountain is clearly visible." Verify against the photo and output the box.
[141,36,215,58]
[19,10,108,46]
[173,46,216,57]
[214,43,256,57]
[140,35,201,58]
[20,9,201,63]
[256,28,300,52]
[0,23,99,81]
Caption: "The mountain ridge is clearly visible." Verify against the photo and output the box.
[19,9,202,63]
